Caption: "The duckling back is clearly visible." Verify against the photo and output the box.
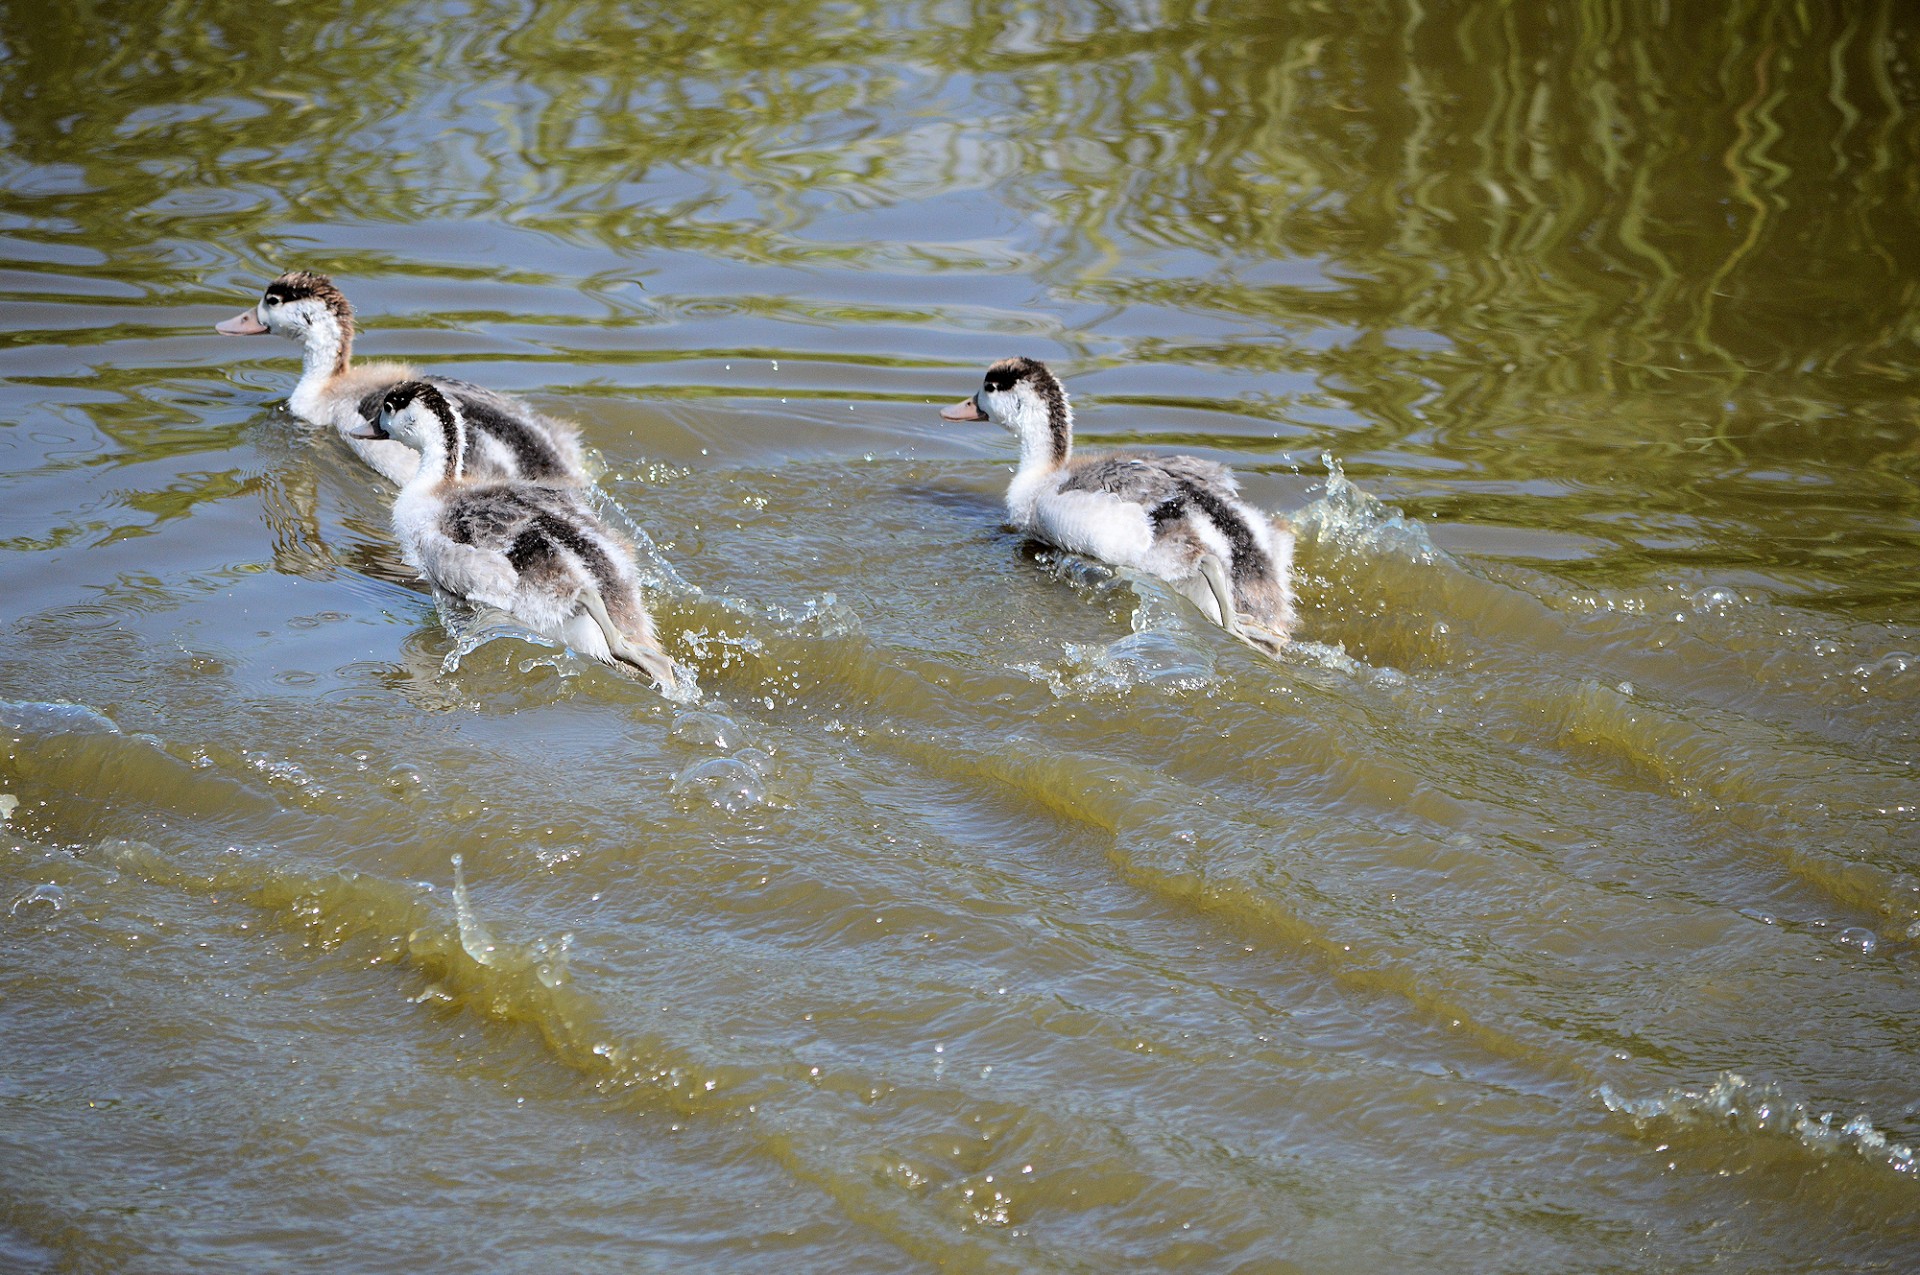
[415,481,680,691]
[353,377,585,485]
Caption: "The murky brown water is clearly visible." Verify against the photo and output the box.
[3,2,1919,1269]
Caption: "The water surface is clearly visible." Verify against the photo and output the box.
[3,1,1919,1269]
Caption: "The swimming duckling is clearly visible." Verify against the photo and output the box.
[352,380,683,692]
[217,270,587,487]
[942,357,1296,647]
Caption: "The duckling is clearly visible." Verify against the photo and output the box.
[351,380,683,693]
[217,270,587,487]
[942,356,1296,647]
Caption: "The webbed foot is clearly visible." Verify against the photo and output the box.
[1197,553,1242,636]
[579,586,682,694]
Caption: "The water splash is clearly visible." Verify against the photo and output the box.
[658,658,704,706]
[8,882,66,916]
[434,591,700,703]
[448,854,498,968]
[1598,1072,1918,1177]
[1011,556,1228,697]
[1295,453,1441,563]
[674,624,767,674]
[669,708,751,752]
[762,591,863,639]
[433,593,561,676]
[583,485,695,595]
[1015,630,1217,699]
[0,700,122,738]
[670,755,773,813]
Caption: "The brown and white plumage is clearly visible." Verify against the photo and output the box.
[352,381,683,693]
[216,270,587,487]
[942,356,1296,647]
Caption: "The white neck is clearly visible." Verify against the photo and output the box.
[1019,390,1071,457]
[392,429,455,558]
[1001,390,1071,528]
[409,442,451,494]
[409,405,466,490]
[389,427,451,571]
[287,313,351,417]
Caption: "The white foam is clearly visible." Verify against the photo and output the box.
[1598,1071,1918,1176]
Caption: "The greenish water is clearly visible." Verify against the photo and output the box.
[2,1,1918,1269]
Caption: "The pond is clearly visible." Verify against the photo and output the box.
[2,1,1918,1269]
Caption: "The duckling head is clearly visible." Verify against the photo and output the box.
[216,270,354,369]
[351,380,465,478]
[941,356,1073,466]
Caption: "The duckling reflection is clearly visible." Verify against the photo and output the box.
[353,381,684,694]
[943,357,1296,649]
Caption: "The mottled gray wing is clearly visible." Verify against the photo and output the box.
[509,482,597,522]
[1058,452,1239,503]
[438,485,543,551]
[425,376,535,415]
[427,378,583,480]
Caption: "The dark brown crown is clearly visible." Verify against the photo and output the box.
[263,270,352,328]
[983,356,1052,394]
[381,379,450,419]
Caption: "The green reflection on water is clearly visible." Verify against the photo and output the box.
[1,0,1917,611]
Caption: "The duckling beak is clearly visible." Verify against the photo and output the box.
[216,308,269,336]
[347,419,390,441]
[940,396,987,422]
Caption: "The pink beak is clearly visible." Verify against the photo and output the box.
[940,396,987,422]
[215,308,269,336]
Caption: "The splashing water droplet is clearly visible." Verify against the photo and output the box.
[450,854,498,967]
[670,756,768,813]
[1836,927,1878,955]
[669,710,747,752]
[9,883,65,916]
